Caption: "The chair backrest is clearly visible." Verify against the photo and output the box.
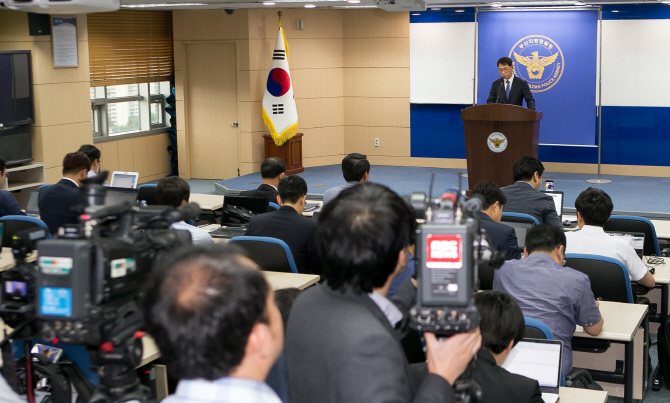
[524,317,555,340]
[268,202,280,211]
[501,212,540,225]
[500,213,539,249]
[565,253,634,303]
[478,262,495,291]
[604,215,660,256]
[136,184,159,206]
[228,236,298,273]
[0,215,52,247]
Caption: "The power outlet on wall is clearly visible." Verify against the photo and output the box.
[374,138,380,147]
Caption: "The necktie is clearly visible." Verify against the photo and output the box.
[505,80,511,100]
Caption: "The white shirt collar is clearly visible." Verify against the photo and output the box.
[505,75,514,86]
[62,177,79,187]
[368,291,404,328]
[578,225,607,235]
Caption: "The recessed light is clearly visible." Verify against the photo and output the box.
[263,1,275,4]
[490,3,502,7]
[431,7,440,10]
[411,12,421,15]
[455,9,464,12]
[348,0,361,3]
[304,3,316,7]
[611,9,619,12]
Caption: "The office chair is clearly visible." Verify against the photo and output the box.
[268,202,280,211]
[565,254,635,304]
[0,215,52,248]
[228,236,298,273]
[500,212,540,225]
[136,184,158,206]
[478,262,495,290]
[604,215,660,257]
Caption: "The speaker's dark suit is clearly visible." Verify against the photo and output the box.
[239,184,280,204]
[500,182,563,229]
[245,205,322,274]
[486,76,535,110]
[286,281,455,403]
[477,212,521,260]
[38,179,80,235]
[474,349,543,403]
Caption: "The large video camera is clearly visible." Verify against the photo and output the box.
[408,175,506,403]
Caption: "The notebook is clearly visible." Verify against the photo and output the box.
[502,339,563,403]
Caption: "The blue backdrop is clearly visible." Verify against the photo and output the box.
[476,10,598,146]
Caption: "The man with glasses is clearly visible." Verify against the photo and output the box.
[486,57,535,110]
[493,224,603,374]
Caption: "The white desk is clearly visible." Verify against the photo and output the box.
[573,301,648,403]
[563,213,670,239]
[558,387,607,403]
[0,247,36,272]
[190,193,223,210]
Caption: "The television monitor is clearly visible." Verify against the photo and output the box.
[0,50,34,127]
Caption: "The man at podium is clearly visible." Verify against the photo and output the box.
[486,57,535,111]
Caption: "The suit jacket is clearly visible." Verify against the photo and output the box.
[486,76,536,110]
[0,190,26,218]
[500,182,563,229]
[474,349,543,403]
[477,212,521,260]
[286,282,455,403]
[38,179,80,235]
[244,205,322,274]
[239,184,280,205]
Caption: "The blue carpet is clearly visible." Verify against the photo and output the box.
[215,165,670,214]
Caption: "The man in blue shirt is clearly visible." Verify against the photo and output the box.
[493,224,604,374]
[0,156,26,218]
[143,244,285,403]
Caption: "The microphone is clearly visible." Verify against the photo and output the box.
[462,194,485,215]
[496,78,504,104]
[165,202,202,223]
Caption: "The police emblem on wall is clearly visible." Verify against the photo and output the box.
[509,35,564,92]
[487,132,508,153]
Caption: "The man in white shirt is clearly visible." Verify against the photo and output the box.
[565,188,655,288]
[142,244,285,403]
[156,176,213,245]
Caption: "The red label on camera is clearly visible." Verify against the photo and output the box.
[425,234,462,269]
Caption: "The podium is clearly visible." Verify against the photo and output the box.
[263,133,304,175]
[461,104,542,190]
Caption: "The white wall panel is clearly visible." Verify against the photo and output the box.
[410,22,476,104]
[601,19,670,107]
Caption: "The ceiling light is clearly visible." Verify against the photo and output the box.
[304,3,316,7]
[121,3,207,7]
[263,1,275,4]
[611,9,619,12]
[348,0,361,3]
[411,12,421,15]
[431,7,440,10]
[490,3,502,7]
[455,9,464,12]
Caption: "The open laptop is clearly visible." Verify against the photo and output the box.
[25,189,40,217]
[104,187,140,207]
[606,231,645,258]
[500,221,534,249]
[541,190,564,220]
[110,171,139,189]
[502,339,563,403]
[209,196,268,238]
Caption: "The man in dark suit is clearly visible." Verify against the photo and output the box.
[286,183,481,403]
[38,152,90,235]
[501,156,563,229]
[240,157,286,204]
[472,181,521,260]
[245,175,322,275]
[486,56,535,110]
[473,291,543,403]
[0,156,26,218]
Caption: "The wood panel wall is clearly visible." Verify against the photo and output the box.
[97,133,172,183]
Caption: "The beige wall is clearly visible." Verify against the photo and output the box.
[0,9,171,184]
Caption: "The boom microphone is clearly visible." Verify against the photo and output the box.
[165,202,201,223]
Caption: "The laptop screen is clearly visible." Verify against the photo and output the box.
[606,231,645,257]
[26,189,40,214]
[500,221,534,248]
[110,172,139,189]
[502,339,563,389]
[105,187,140,207]
[221,196,269,226]
[541,191,563,219]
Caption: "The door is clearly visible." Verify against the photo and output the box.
[185,43,239,179]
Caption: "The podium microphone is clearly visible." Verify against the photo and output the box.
[496,78,505,104]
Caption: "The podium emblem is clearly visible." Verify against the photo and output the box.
[487,132,508,153]
[509,35,564,93]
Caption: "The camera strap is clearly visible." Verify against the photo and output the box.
[1,338,19,394]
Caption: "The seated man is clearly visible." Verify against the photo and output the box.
[472,181,521,260]
[39,152,90,235]
[494,224,604,374]
[78,144,109,186]
[142,244,285,403]
[245,175,321,274]
[322,153,369,205]
[286,183,481,403]
[0,156,25,217]
[156,176,213,245]
[473,290,543,403]
[565,187,655,288]
[240,157,286,204]
[500,156,562,229]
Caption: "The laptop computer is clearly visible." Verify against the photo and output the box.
[104,187,140,207]
[209,196,268,238]
[541,190,564,220]
[25,189,40,217]
[500,221,534,249]
[606,231,645,258]
[502,339,563,403]
[110,171,140,189]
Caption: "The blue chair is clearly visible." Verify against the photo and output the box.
[501,212,540,225]
[136,183,158,206]
[0,215,52,248]
[523,318,571,387]
[604,215,660,257]
[228,236,298,273]
[564,254,634,304]
[268,202,280,211]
